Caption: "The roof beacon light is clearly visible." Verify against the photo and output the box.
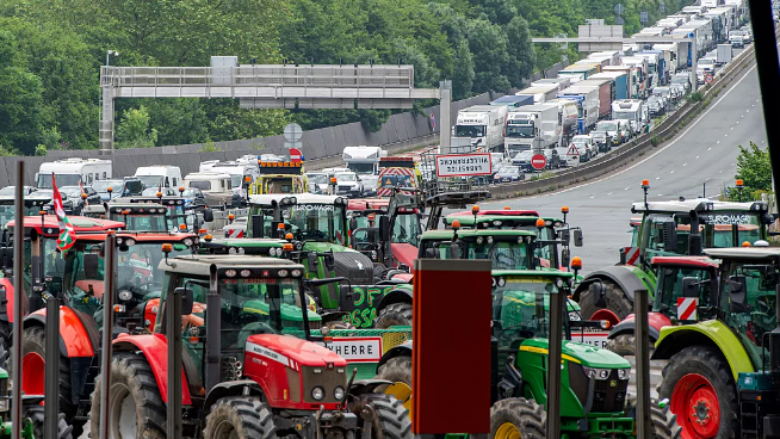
[641,179,650,211]
[504,206,511,210]
[742,241,751,247]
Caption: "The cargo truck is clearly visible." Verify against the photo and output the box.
[504,103,561,155]
[531,77,571,92]
[451,105,508,153]
[341,146,387,175]
[716,43,733,65]
[653,42,688,72]
[514,84,559,104]
[557,62,601,83]
[620,57,651,98]
[589,71,629,100]
[574,78,613,119]
[557,86,600,134]
[611,100,648,135]
[546,98,579,146]
[637,50,670,85]
[602,66,641,100]
[490,95,534,110]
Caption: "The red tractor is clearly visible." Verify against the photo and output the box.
[90,254,411,439]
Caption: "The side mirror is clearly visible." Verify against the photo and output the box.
[250,215,264,238]
[573,229,583,247]
[662,221,678,252]
[728,275,748,312]
[307,253,318,268]
[84,254,100,279]
[174,287,194,315]
[324,251,335,272]
[378,215,391,242]
[203,209,215,223]
[681,277,701,298]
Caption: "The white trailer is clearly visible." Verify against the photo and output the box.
[717,43,733,65]
[515,84,559,104]
[531,77,571,92]
[36,158,112,189]
[557,86,600,133]
[653,42,688,71]
[341,146,387,175]
[199,160,260,199]
[504,103,561,156]
[451,105,508,153]
[134,165,184,190]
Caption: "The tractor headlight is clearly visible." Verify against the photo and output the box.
[278,269,289,278]
[497,277,506,287]
[334,386,345,401]
[493,220,503,227]
[183,238,193,247]
[225,270,237,278]
[291,269,302,277]
[617,369,629,380]
[568,311,581,321]
[118,290,133,302]
[486,236,494,244]
[311,386,325,401]
[555,278,564,289]
[476,237,484,245]
[371,250,378,261]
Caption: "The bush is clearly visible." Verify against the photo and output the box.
[650,135,661,146]
[687,91,704,102]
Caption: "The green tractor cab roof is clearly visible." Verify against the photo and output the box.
[522,338,631,369]
[444,215,564,228]
[421,229,537,241]
[703,247,780,260]
[631,199,769,214]
[249,193,350,206]
[159,254,304,276]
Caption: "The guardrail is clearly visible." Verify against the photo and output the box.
[488,35,766,200]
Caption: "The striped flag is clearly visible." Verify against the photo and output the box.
[52,174,76,254]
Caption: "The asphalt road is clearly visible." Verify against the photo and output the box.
[479,63,767,274]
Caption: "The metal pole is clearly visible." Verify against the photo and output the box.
[635,289,651,439]
[206,266,221,392]
[747,0,780,212]
[691,32,699,92]
[98,233,116,439]
[166,284,182,439]
[546,291,563,439]
[44,297,61,439]
[11,163,23,439]
[439,80,452,154]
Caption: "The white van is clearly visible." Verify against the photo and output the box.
[133,166,183,190]
[184,172,239,208]
[36,158,112,189]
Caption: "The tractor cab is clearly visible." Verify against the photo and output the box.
[418,229,537,270]
[0,195,51,230]
[103,203,170,232]
[127,196,195,232]
[347,197,422,268]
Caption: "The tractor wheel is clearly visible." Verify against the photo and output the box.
[649,401,682,439]
[89,352,167,439]
[354,393,412,439]
[606,334,655,357]
[489,397,546,439]
[22,404,74,439]
[375,303,413,329]
[326,321,356,330]
[15,326,80,436]
[658,346,738,439]
[202,397,276,439]
[579,279,633,321]
[377,356,412,387]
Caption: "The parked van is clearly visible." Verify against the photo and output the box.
[133,166,183,190]
[184,172,241,208]
[36,158,112,189]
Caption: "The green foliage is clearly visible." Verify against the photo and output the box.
[688,91,705,102]
[116,106,158,149]
[735,141,772,196]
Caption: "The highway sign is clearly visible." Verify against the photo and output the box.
[436,153,492,177]
[283,123,303,142]
[531,154,547,170]
[705,74,714,84]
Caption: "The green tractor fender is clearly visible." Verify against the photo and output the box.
[652,320,755,381]
[572,265,656,305]
[375,284,413,315]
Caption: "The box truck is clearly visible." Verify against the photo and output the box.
[637,50,669,85]
[341,146,387,175]
[717,43,733,65]
[620,57,651,98]
[557,62,601,83]
[531,77,572,92]
[504,104,561,156]
[515,84,559,104]
[557,86,600,133]
[547,98,580,146]
[451,105,508,153]
[590,71,629,100]
[574,78,613,119]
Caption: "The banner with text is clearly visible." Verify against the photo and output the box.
[435,153,492,178]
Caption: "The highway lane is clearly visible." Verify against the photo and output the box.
[479,64,768,273]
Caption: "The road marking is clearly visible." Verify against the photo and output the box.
[719,170,724,174]
[683,163,687,167]
[670,170,675,174]
[658,194,663,196]
[696,156,699,159]
[656,177,661,180]
[608,192,613,195]
[590,196,595,199]
[705,178,711,181]
[725,134,728,137]
[624,187,630,190]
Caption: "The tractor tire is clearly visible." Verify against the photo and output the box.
[489,397,546,439]
[376,356,412,387]
[23,404,74,439]
[605,334,655,357]
[657,346,738,439]
[354,393,412,439]
[15,326,80,436]
[89,352,167,439]
[579,279,633,321]
[375,303,413,329]
[649,401,682,439]
[202,397,276,439]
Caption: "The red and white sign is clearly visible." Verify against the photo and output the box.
[572,331,611,349]
[566,144,581,157]
[317,337,383,362]
[531,154,547,170]
[677,297,699,320]
[704,74,714,84]
[624,247,640,266]
[290,147,302,163]
[435,153,492,178]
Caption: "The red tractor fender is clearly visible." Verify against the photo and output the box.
[113,333,194,405]
[389,243,417,269]
[607,312,670,341]
[25,307,97,358]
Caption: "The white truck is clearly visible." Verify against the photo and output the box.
[341,146,387,175]
[531,77,571,92]
[717,43,733,65]
[133,165,184,190]
[557,86,600,134]
[611,100,648,135]
[451,105,507,153]
[504,104,561,156]
[36,158,112,189]
[184,171,240,208]
[546,98,580,145]
[514,84,559,104]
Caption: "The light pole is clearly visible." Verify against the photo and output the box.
[105,50,119,84]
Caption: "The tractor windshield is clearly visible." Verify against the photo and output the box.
[263,177,296,194]
[0,204,42,228]
[116,242,191,293]
[352,213,421,246]
[281,204,347,244]
[493,277,563,341]
[110,213,168,232]
[655,265,714,316]
[420,238,531,270]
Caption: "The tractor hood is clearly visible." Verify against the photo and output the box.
[243,299,321,322]
[302,241,354,254]
[247,334,348,367]
[521,338,631,369]
[390,243,417,268]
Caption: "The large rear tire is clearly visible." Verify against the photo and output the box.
[89,352,167,439]
[489,398,546,439]
[375,303,412,329]
[605,334,655,357]
[22,404,74,439]
[658,346,738,439]
[202,397,276,439]
[377,356,412,387]
[649,401,682,439]
[355,393,413,439]
[579,279,633,321]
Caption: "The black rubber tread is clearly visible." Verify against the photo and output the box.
[16,326,80,436]
[23,404,74,439]
[375,302,413,329]
[579,279,633,321]
[376,356,412,387]
[606,333,657,357]
[657,345,738,439]
[326,321,357,330]
[88,351,167,439]
[202,397,276,439]
[356,392,412,439]
[489,397,546,439]
[649,401,682,439]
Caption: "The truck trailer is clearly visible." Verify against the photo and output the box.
[557,86,600,134]
[531,77,572,92]
[589,71,629,100]
[504,103,561,155]
[451,105,508,153]
[574,78,613,119]
[514,84,559,104]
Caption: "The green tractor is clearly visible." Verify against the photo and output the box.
[376,269,679,439]
[573,190,773,322]
[0,367,73,439]
[653,246,780,439]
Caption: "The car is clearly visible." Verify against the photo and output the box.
[671,73,691,93]
[570,135,596,161]
[542,148,562,169]
[647,95,666,117]
[652,86,676,105]
[493,166,525,183]
[0,186,38,197]
[670,84,686,101]
[334,171,365,198]
[729,30,745,47]
[58,186,101,214]
[91,179,124,201]
[142,187,179,197]
[614,119,632,142]
[181,188,208,209]
[553,146,571,168]
[595,120,626,147]
[305,172,330,194]
[511,150,535,172]
[591,129,610,153]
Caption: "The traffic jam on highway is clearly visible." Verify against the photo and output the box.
[2,1,780,439]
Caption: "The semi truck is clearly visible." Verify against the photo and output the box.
[451,105,507,153]
[620,57,651,98]
[557,62,601,83]
[514,84,559,104]
[557,86,600,134]
[602,65,641,100]
[531,77,571,92]
[589,71,629,100]
[546,98,580,147]
[36,158,112,189]
[504,103,561,155]
[637,50,670,85]
[341,146,387,175]
[574,78,613,119]
[490,95,534,110]
[653,42,689,71]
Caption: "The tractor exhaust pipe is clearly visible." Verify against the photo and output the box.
[688,210,702,256]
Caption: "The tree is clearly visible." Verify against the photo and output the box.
[735,141,772,198]
[116,106,158,149]
[466,18,511,93]
[504,16,536,86]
